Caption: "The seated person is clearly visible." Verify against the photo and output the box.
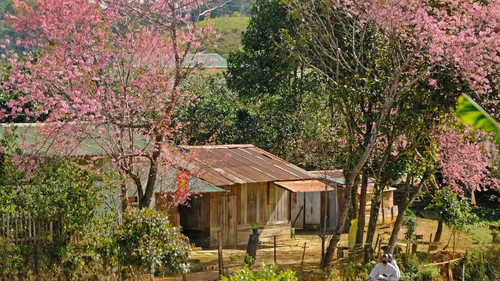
[368,254,399,281]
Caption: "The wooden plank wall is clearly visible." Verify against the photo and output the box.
[208,182,292,246]
[180,195,210,230]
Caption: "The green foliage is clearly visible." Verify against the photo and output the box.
[473,207,500,222]
[227,0,300,101]
[453,246,500,281]
[0,157,113,235]
[243,253,255,267]
[416,265,439,281]
[403,209,419,240]
[339,262,369,280]
[456,93,500,143]
[0,237,21,275]
[399,253,436,281]
[115,208,190,276]
[221,264,298,281]
[225,0,336,168]
[0,132,118,279]
[426,187,478,233]
[0,0,10,15]
[180,73,240,145]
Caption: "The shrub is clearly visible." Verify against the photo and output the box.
[417,265,439,281]
[221,264,298,281]
[244,253,255,267]
[115,208,190,279]
[453,246,500,281]
[399,253,422,281]
[340,262,369,280]
[0,237,21,275]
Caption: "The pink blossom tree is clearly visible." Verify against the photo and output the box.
[436,126,500,194]
[2,0,219,209]
[286,0,500,268]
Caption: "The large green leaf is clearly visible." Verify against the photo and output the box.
[456,94,500,143]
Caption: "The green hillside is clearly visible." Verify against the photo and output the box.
[0,0,249,58]
[200,16,250,57]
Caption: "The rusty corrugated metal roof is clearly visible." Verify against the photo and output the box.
[311,170,394,194]
[273,180,334,193]
[179,144,315,186]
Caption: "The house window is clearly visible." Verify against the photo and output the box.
[128,196,139,208]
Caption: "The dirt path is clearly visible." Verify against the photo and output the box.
[161,218,493,280]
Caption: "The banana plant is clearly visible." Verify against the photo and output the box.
[456,94,500,143]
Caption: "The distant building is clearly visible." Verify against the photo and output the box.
[183,53,227,72]
[311,170,398,231]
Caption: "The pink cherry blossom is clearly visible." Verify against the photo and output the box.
[3,0,217,208]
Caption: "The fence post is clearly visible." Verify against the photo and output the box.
[6,214,10,238]
[300,242,307,273]
[218,232,224,278]
[273,236,277,264]
[428,233,433,255]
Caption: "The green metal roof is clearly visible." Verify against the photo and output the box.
[183,53,227,69]
[0,123,151,156]
[156,169,227,193]
[0,123,225,193]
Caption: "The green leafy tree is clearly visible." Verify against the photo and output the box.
[226,0,332,167]
[179,73,240,145]
[115,208,190,281]
[0,131,118,279]
[426,187,478,250]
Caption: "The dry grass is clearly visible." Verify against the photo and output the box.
[158,218,495,280]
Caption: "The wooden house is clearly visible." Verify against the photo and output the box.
[174,144,332,247]
[311,170,398,230]
[0,123,230,220]
[284,179,337,231]
[0,124,336,246]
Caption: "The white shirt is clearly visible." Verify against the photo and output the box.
[368,262,399,281]
[390,259,401,279]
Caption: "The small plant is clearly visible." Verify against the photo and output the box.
[417,265,439,281]
[221,263,298,281]
[251,223,259,234]
[243,253,255,267]
[403,209,418,240]
[340,262,369,280]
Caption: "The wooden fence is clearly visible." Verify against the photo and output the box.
[0,213,61,244]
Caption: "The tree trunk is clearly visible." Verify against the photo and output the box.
[363,190,381,263]
[388,175,427,254]
[356,171,368,247]
[387,201,405,254]
[434,219,444,243]
[443,232,453,251]
[120,178,128,213]
[321,184,352,269]
[321,75,399,270]
[140,135,163,208]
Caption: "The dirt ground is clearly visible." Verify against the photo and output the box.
[158,218,494,280]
